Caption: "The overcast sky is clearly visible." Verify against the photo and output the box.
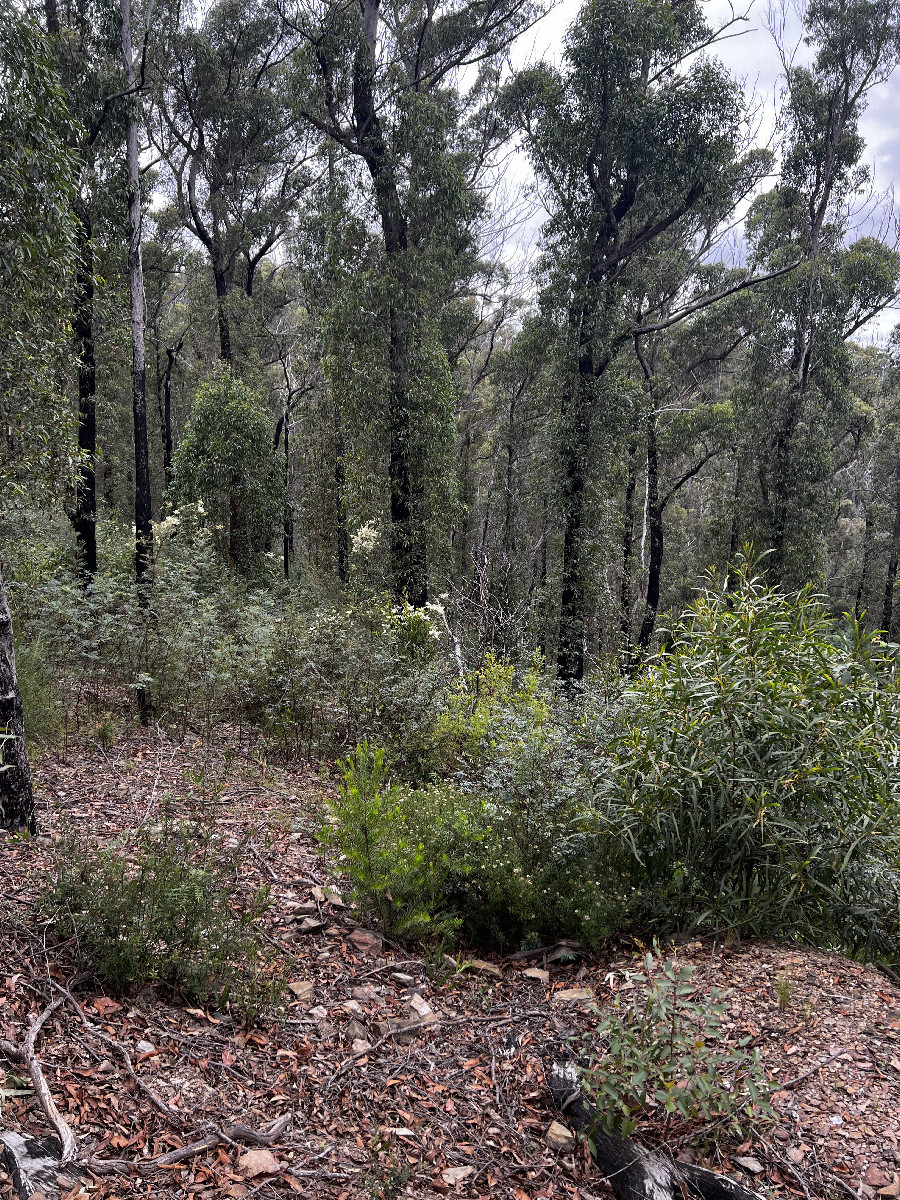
[501,0,900,340]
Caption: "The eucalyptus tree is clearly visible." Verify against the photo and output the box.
[151,0,311,365]
[0,2,78,830]
[508,0,771,680]
[737,0,900,587]
[286,0,542,605]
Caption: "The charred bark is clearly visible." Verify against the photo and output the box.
[0,567,35,834]
[72,206,98,577]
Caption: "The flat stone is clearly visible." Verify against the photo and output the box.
[734,1156,764,1175]
[238,1148,279,1178]
[545,1120,576,1153]
[465,958,501,979]
[391,972,415,985]
[348,928,383,954]
[523,968,550,984]
[406,993,432,1018]
[441,1166,474,1185]
[345,1019,369,1042]
[341,999,363,1015]
[296,916,326,934]
[135,1039,156,1055]
[287,980,314,1001]
[552,987,594,1004]
[351,1038,372,1055]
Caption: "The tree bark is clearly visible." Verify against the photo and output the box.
[637,409,662,652]
[353,1,426,605]
[213,261,232,364]
[161,345,179,491]
[546,1060,765,1200]
[121,0,153,583]
[0,566,35,834]
[620,433,639,660]
[882,462,900,637]
[855,500,874,622]
[72,206,97,577]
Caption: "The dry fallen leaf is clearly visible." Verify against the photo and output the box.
[441,1165,475,1185]
[238,1148,280,1178]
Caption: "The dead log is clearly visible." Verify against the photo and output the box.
[0,1131,83,1200]
[546,1059,766,1200]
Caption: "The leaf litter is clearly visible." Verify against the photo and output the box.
[0,731,898,1199]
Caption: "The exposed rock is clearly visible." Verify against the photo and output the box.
[545,1120,576,1153]
[523,967,550,984]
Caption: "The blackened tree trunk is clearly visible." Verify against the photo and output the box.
[72,206,97,577]
[354,0,426,606]
[121,0,153,582]
[0,567,35,834]
[882,462,900,637]
[619,432,639,659]
[161,342,181,491]
[637,409,662,652]
[212,260,232,363]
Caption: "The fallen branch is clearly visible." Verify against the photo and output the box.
[546,1058,767,1200]
[84,1112,292,1176]
[50,980,185,1128]
[0,996,79,1164]
[780,1050,843,1090]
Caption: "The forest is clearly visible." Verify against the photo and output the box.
[4,0,900,1196]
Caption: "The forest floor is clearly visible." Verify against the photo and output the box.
[1,732,899,1200]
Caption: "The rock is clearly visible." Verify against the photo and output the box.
[733,1156,764,1175]
[878,1180,900,1198]
[441,1166,474,1185]
[345,1019,369,1042]
[406,993,433,1018]
[466,958,502,980]
[545,1120,576,1153]
[287,980,314,1001]
[552,987,594,1004]
[341,999,363,1015]
[348,928,383,954]
[296,916,326,934]
[391,972,415,985]
[309,1005,329,1021]
[238,1148,280,1178]
[351,986,380,1002]
[868,1168,893,1189]
[325,889,348,908]
[135,1040,156,1055]
[786,1147,805,1165]
[285,900,318,914]
[523,968,550,984]
[351,1038,373,1055]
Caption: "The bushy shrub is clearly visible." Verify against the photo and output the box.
[46,817,282,1015]
[245,597,451,775]
[320,741,460,939]
[611,557,900,957]
[581,948,772,1137]
[15,639,61,747]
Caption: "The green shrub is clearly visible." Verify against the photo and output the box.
[46,818,282,1015]
[612,555,900,957]
[581,948,773,1137]
[320,742,460,939]
[15,639,61,747]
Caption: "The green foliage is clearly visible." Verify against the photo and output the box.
[320,741,460,939]
[582,949,773,1137]
[172,366,282,569]
[0,1,78,499]
[612,555,900,956]
[14,640,61,748]
[47,817,282,1016]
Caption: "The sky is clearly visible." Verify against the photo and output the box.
[501,0,900,340]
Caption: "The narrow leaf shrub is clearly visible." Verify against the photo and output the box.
[612,557,900,957]
[46,818,282,1016]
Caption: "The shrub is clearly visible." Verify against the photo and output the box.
[581,948,772,1137]
[15,639,61,747]
[46,817,282,1015]
[320,742,460,939]
[611,556,900,957]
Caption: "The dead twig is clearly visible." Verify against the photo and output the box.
[0,996,79,1164]
[781,1050,843,1089]
[50,980,185,1129]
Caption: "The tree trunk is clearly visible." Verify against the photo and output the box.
[121,0,152,583]
[0,566,35,834]
[882,462,900,637]
[162,347,177,491]
[334,404,349,585]
[855,501,874,622]
[72,206,97,577]
[556,374,592,681]
[283,405,294,580]
[637,409,662,652]
[546,1060,765,1200]
[620,433,639,660]
[213,262,232,363]
[353,4,426,606]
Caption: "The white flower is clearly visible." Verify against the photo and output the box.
[351,520,381,554]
